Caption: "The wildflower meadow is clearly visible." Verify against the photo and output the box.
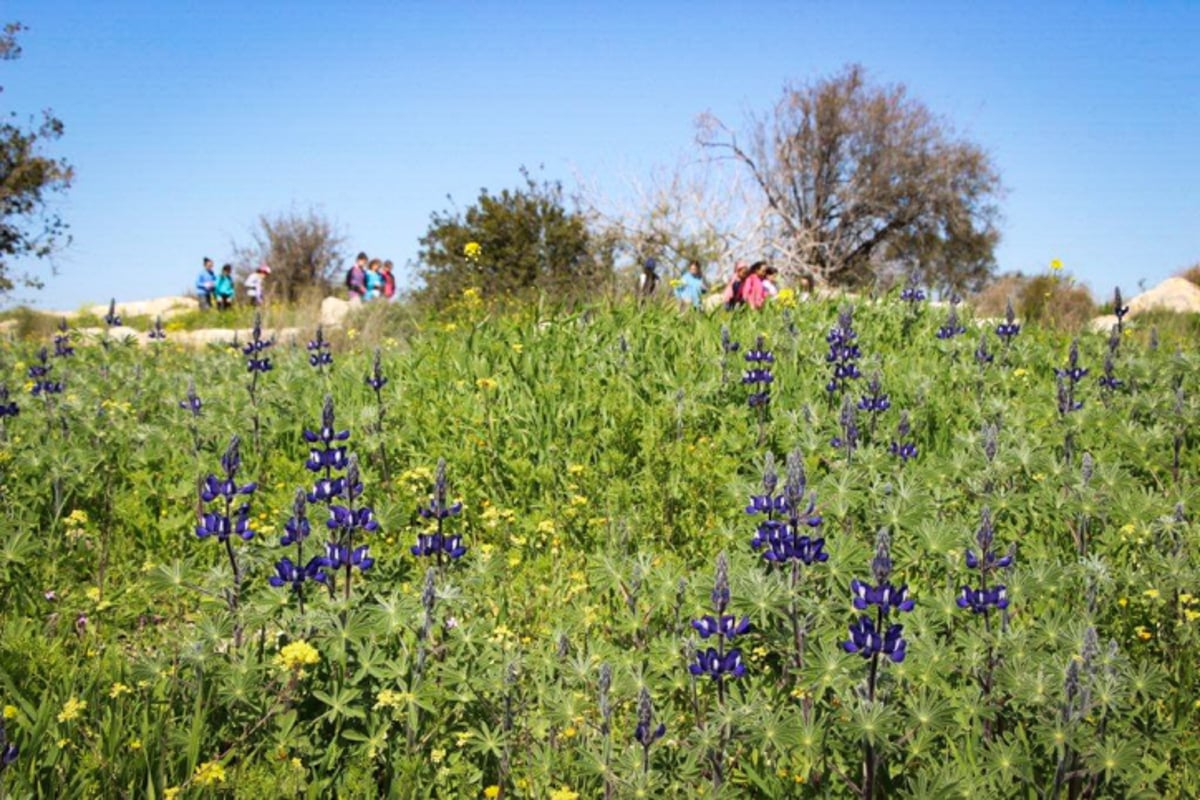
[0,291,1197,798]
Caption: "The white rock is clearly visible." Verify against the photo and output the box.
[1127,277,1200,316]
[320,296,352,328]
[84,296,198,320]
[1088,315,1120,334]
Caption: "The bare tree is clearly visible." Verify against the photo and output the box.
[233,208,345,304]
[697,64,1002,293]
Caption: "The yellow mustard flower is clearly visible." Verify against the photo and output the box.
[1144,588,1160,600]
[57,696,87,723]
[464,242,482,260]
[3,705,17,720]
[109,683,132,699]
[1134,626,1152,642]
[484,786,501,799]
[1050,258,1064,271]
[374,689,408,710]
[476,377,498,391]
[128,739,142,751]
[274,640,320,673]
[549,788,580,800]
[193,759,227,787]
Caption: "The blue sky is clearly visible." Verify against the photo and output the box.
[4,1,1198,309]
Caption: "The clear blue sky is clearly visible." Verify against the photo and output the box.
[4,1,1198,310]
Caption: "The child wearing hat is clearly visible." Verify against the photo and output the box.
[245,263,271,306]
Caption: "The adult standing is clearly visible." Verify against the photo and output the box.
[195,257,217,309]
[346,252,368,303]
[639,258,660,298]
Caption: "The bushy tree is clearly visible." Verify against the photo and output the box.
[416,167,611,306]
[698,64,1002,293]
[0,23,73,293]
[233,208,345,303]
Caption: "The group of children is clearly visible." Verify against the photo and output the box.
[195,258,271,310]
[344,252,397,302]
[642,257,786,311]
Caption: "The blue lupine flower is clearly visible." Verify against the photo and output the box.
[365,348,388,392]
[1055,339,1088,384]
[103,299,122,327]
[243,314,273,372]
[1099,352,1122,391]
[28,347,64,396]
[743,335,774,409]
[179,379,202,416]
[635,720,666,746]
[410,533,468,560]
[842,616,907,662]
[197,505,254,542]
[689,647,746,680]
[995,299,1021,343]
[825,306,862,394]
[1112,287,1129,326]
[148,315,167,341]
[307,477,347,504]
[307,325,333,368]
[280,490,311,547]
[975,333,994,365]
[53,318,74,357]
[889,411,917,462]
[268,555,329,588]
[327,504,380,536]
[418,458,464,520]
[323,542,375,572]
[857,373,890,413]
[957,585,1009,614]
[850,579,915,612]
[900,273,926,306]
[196,437,257,549]
[692,614,751,639]
[959,508,1014,616]
[936,305,966,340]
[0,384,17,418]
[831,393,859,452]
[0,720,17,771]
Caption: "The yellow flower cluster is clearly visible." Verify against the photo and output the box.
[476,377,498,391]
[274,640,320,673]
[374,688,410,710]
[193,759,227,787]
[57,696,87,723]
[549,788,579,800]
[464,242,482,260]
[484,786,500,799]
[109,682,132,699]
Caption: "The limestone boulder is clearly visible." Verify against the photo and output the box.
[320,296,353,328]
[1126,277,1200,316]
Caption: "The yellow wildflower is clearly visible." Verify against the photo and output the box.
[1012,368,1028,378]
[431,747,446,764]
[66,509,89,526]
[484,786,501,799]
[549,787,579,800]
[57,696,87,723]
[128,739,142,751]
[511,342,523,353]
[1185,610,1200,622]
[1117,597,1128,608]
[109,683,132,699]
[274,640,320,673]
[562,725,578,739]
[1050,258,1064,271]
[1134,626,1152,642]
[455,731,473,748]
[464,242,482,260]
[476,377,498,391]
[1144,588,1160,600]
[374,689,408,710]
[537,519,556,535]
[567,463,585,476]
[163,787,181,800]
[193,759,227,787]
[2,705,16,720]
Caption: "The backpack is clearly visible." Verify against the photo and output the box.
[346,265,364,293]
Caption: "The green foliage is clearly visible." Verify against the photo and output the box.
[0,294,1196,797]
[0,22,73,292]
[232,208,345,304]
[415,166,612,307]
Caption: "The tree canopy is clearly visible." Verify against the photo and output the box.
[233,208,345,304]
[0,23,72,294]
[698,64,1002,293]
[416,168,611,307]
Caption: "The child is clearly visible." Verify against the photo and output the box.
[381,260,397,300]
[215,264,236,310]
[364,259,383,301]
[674,261,707,309]
[245,263,270,306]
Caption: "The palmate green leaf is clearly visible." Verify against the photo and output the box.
[312,686,365,722]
